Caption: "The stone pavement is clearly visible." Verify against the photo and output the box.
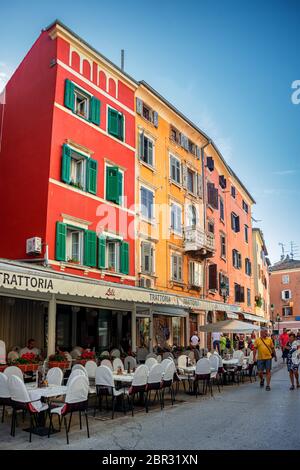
[1,362,299,450]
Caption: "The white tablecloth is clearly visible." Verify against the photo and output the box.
[112,373,134,383]
[28,385,67,401]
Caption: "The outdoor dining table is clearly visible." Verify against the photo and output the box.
[222,358,239,366]
[23,383,68,436]
[112,372,134,384]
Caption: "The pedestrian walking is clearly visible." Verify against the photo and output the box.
[279,328,289,363]
[253,327,277,391]
[284,333,300,390]
[212,332,221,354]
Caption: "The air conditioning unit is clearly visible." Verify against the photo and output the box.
[26,237,42,255]
[139,277,154,289]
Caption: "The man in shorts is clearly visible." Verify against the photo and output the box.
[253,327,277,391]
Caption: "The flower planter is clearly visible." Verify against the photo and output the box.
[48,361,69,369]
[15,363,39,373]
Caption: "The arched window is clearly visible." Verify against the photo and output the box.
[99,71,107,90]
[187,205,197,228]
[71,51,80,72]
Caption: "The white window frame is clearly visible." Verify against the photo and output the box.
[106,240,120,272]
[70,152,86,190]
[171,253,183,282]
[140,185,155,222]
[189,261,202,287]
[187,167,196,194]
[282,274,289,285]
[74,88,90,120]
[169,154,181,185]
[66,228,84,264]
[170,202,182,235]
[282,289,292,301]
[141,241,155,275]
[140,133,155,167]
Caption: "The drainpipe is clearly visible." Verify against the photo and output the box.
[200,139,212,300]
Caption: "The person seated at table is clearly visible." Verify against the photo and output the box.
[20,339,40,358]
[7,346,20,362]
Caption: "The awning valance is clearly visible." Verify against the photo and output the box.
[242,312,268,323]
[226,312,239,319]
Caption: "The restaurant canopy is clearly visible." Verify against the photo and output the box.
[199,320,261,333]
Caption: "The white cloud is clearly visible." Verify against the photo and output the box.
[272,169,297,176]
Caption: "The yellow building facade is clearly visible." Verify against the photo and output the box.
[252,228,270,321]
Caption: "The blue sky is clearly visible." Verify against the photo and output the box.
[1,0,299,263]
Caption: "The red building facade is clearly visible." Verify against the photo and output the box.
[0,21,137,286]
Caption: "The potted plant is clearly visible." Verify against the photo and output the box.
[108,265,116,273]
[12,353,39,372]
[48,353,70,369]
[76,349,96,365]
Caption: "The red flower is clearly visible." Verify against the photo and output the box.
[81,350,95,360]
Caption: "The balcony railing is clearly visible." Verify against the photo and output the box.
[184,226,215,253]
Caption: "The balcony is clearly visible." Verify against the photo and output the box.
[184,226,215,257]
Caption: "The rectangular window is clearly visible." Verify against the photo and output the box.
[282,307,293,316]
[220,234,226,259]
[171,254,183,282]
[141,187,154,221]
[188,139,196,156]
[187,168,195,193]
[66,228,83,264]
[64,79,100,125]
[171,203,182,234]
[141,242,154,274]
[61,144,97,194]
[244,224,249,243]
[170,126,180,144]
[231,186,236,198]
[282,275,289,284]
[207,156,214,171]
[231,212,240,232]
[70,155,85,190]
[242,200,249,213]
[245,258,252,276]
[234,283,245,302]
[107,241,120,272]
[189,261,202,287]
[106,166,123,205]
[208,220,214,234]
[232,249,242,269]
[140,134,154,166]
[282,290,292,300]
[207,182,219,209]
[220,197,225,221]
[136,98,158,127]
[247,288,251,307]
[170,155,181,184]
[219,175,227,189]
[208,263,218,290]
[219,273,229,297]
[108,107,124,141]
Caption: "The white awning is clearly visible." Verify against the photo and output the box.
[226,312,239,319]
[199,320,261,333]
[243,313,268,323]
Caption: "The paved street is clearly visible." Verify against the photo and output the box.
[1,365,300,450]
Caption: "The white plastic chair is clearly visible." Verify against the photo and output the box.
[110,349,120,358]
[145,363,163,411]
[194,358,212,397]
[72,364,88,376]
[46,367,63,386]
[145,357,157,370]
[177,355,188,370]
[113,357,124,372]
[160,358,173,374]
[4,366,23,381]
[48,375,90,444]
[0,372,11,422]
[67,368,88,386]
[101,359,113,370]
[145,353,157,360]
[233,350,244,365]
[128,365,148,416]
[8,375,48,441]
[162,352,174,360]
[99,350,110,358]
[94,365,127,419]
[136,347,148,363]
[157,355,162,363]
[207,352,212,359]
[124,356,136,372]
[161,362,175,408]
[209,355,221,392]
[85,360,97,379]
[0,340,6,364]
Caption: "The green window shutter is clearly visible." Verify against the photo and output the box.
[61,144,71,184]
[118,113,124,141]
[89,96,101,125]
[98,234,106,268]
[106,166,119,203]
[108,108,119,137]
[117,170,123,204]
[139,131,144,159]
[64,79,75,111]
[120,241,129,275]
[84,230,97,267]
[86,158,97,194]
[56,222,67,261]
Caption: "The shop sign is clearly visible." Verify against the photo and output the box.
[0,271,54,291]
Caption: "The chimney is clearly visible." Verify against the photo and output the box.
[121,49,124,71]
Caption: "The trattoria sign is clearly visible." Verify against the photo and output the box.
[0,267,240,313]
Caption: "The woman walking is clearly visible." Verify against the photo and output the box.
[285,332,300,390]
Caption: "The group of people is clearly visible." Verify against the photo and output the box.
[7,338,41,362]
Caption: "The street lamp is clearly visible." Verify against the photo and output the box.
[276,313,281,334]
[270,304,275,332]
[220,283,228,303]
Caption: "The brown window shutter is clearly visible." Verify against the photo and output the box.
[209,264,218,290]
